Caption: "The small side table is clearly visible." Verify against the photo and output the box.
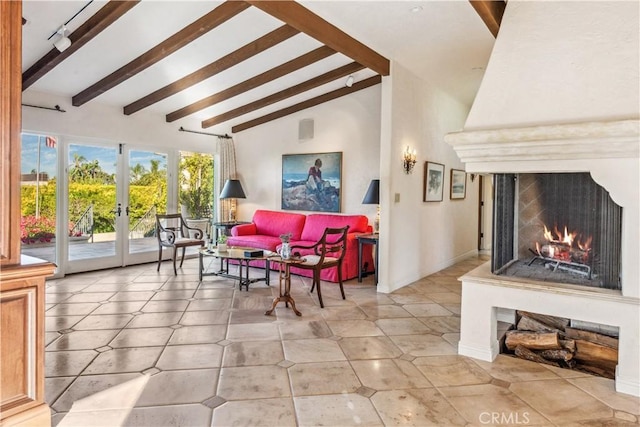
[265,256,305,316]
[357,233,379,285]
[212,221,250,243]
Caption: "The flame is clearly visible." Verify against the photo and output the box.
[578,235,593,251]
[537,223,592,261]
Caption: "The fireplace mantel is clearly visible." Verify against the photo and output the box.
[445,119,639,166]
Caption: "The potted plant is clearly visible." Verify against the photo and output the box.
[217,234,228,252]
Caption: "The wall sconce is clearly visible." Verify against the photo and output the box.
[402,146,417,174]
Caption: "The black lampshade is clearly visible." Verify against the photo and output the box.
[362,179,380,204]
[219,179,246,199]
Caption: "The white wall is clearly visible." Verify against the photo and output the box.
[465,0,640,130]
[378,62,479,293]
[231,85,382,222]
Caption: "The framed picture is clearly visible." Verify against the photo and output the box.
[423,161,445,202]
[282,152,342,212]
[450,169,467,200]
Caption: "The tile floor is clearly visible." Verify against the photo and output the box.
[44,255,640,426]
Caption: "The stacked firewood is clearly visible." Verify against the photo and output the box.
[503,311,618,379]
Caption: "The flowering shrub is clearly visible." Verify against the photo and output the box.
[20,216,83,244]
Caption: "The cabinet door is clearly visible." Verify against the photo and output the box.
[0,0,22,266]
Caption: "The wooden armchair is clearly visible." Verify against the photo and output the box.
[156,213,204,275]
[290,226,349,308]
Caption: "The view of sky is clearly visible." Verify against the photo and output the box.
[21,133,167,179]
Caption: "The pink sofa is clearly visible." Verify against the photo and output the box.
[228,209,374,283]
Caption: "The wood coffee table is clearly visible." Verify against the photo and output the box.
[199,247,270,291]
[265,255,305,316]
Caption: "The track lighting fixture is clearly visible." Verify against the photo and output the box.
[53,25,71,52]
[345,75,354,88]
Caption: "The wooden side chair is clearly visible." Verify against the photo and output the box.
[290,226,349,308]
[156,213,204,275]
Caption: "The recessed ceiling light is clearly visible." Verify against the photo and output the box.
[411,6,423,13]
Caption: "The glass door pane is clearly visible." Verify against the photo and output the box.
[67,143,120,270]
[20,133,58,265]
[127,149,167,260]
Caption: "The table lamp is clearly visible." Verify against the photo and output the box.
[220,179,246,222]
[362,179,380,233]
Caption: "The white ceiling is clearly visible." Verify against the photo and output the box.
[21,0,495,135]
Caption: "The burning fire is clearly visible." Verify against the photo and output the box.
[536,224,592,264]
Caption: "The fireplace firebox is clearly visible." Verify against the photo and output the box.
[492,173,622,290]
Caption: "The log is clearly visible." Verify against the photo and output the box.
[505,331,561,350]
[514,345,559,367]
[559,339,576,352]
[517,311,569,331]
[576,363,615,380]
[537,348,573,362]
[517,315,564,335]
[574,340,618,369]
[564,327,619,349]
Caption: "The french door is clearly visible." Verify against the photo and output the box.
[65,142,168,274]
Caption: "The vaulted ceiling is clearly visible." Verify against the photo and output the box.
[21,0,498,136]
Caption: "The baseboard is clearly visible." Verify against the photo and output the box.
[615,369,640,397]
[458,340,499,362]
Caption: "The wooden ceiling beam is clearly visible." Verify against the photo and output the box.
[469,0,506,38]
[166,45,335,122]
[246,0,389,76]
[124,25,299,115]
[22,1,140,90]
[72,1,250,107]
[202,62,364,128]
[232,74,381,133]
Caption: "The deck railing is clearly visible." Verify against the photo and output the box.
[129,205,157,239]
[70,204,94,243]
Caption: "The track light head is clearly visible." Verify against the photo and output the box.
[53,25,71,52]
[345,75,354,88]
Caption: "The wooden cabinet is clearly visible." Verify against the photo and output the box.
[1,257,54,427]
[1,2,55,425]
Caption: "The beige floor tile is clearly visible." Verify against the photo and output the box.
[282,338,346,363]
[402,303,453,317]
[140,300,189,313]
[193,288,235,299]
[109,327,173,348]
[440,383,551,426]
[125,404,212,426]
[52,372,141,412]
[568,376,640,415]
[510,379,614,423]
[371,388,467,426]
[557,418,638,426]
[72,313,133,330]
[442,303,462,315]
[126,312,181,328]
[156,343,223,370]
[473,354,561,382]
[109,291,156,301]
[83,347,163,374]
[168,324,227,345]
[45,293,74,304]
[326,319,384,337]
[541,363,594,379]
[413,355,493,387]
[135,369,218,406]
[360,304,413,319]
[278,319,332,340]
[222,340,284,367]
[212,398,296,426]
[389,294,435,305]
[46,329,119,351]
[351,358,432,390]
[339,336,403,360]
[45,316,85,332]
[45,350,97,377]
[187,298,232,311]
[124,282,163,291]
[442,332,461,346]
[227,322,280,341]
[230,309,276,324]
[151,290,195,300]
[294,393,383,427]
[64,292,115,303]
[390,334,458,356]
[45,376,75,406]
[348,292,395,306]
[288,361,361,396]
[180,310,230,325]
[47,303,100,316]
[91,301,146,315]
[375,317,430,335]
[231,294,272,310]
[320,305,367,320]
[422,291,461,304]
[46,332,61,346]
[418,316,461,333]
[217,365,291,400]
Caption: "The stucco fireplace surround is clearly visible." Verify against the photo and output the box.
[446,120,639,396]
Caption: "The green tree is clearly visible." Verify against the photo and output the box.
[179,153,214,219]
